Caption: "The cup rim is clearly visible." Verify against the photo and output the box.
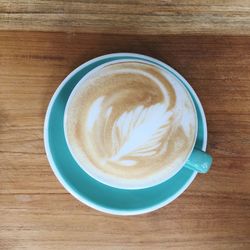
[63,59,199,190]
[44,53,207,215]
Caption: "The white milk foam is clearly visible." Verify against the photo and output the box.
[65,61,197,188]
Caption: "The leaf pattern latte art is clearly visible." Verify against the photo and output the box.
[109,103,172,166]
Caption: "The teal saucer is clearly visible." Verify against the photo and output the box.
[44,53,207,215]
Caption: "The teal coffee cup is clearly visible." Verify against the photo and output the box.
[44,53,212,215]
[63,59,212,190]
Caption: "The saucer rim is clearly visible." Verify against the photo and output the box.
[44,53,207,216]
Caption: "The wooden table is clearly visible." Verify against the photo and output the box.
[1,1,250,249]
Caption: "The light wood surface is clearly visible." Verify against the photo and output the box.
[1,0,250,35]
[0,31,250,249]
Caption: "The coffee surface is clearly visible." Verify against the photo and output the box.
[65,61,197,187]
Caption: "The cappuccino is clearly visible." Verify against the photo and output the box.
[65,61,197,188]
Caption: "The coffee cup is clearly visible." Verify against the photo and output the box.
[64,59,212,189]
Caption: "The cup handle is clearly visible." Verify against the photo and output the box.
[185,148,213,173]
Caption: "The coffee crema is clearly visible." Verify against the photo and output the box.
[65,61,197,188]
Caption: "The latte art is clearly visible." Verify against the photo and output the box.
[65,61,197,188]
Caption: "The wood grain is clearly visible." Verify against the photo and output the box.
[0,0,250,35]
[0,31,250,249]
